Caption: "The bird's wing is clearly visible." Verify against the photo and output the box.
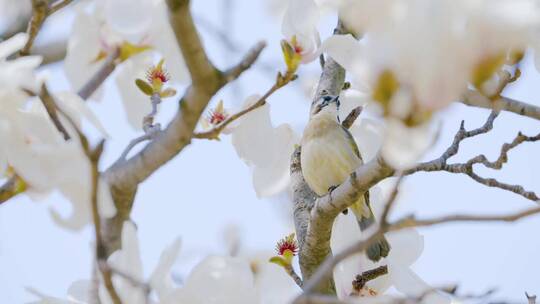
[340,125,362,161]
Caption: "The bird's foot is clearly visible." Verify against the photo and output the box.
[366,237,391,262]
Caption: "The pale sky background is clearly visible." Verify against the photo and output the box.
[1,1,540,303]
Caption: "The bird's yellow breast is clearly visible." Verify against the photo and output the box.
[301,114,362,196]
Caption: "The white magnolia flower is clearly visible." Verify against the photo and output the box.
[331,187,449,303]
[30,221,182,304]
[64,0,187,130]
[329,0,539,111]
[281,0,321,63]
[231,95,299,198]
[381,118,437,170]
[163,252,300,304]
[0,34,115,229]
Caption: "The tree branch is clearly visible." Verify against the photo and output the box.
[462,89,540,121]
[100,2,266,257]
[194,62,292,140]
[78,48,120,100]
[297,203,540,303]
[406,111,540,202]
[166,0,218,85]
[19,0,72,56]
[38,84,71,140]
[290,20,363,295]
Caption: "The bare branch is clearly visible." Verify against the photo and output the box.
[194,68,294,140]
[78,49,120,100]
[222,41,267,82]
[38,84,71,140]
[406,112,540,202]
[341,106,363,129]
[462,89,540,121]
[166,0,218,85]
[19,0,73,56]
[351,265,388,295]
[101,2,266,257]
[48,0,74,15]
[20,0,49,56]
[285,264,304,288]
[297,204,540,303]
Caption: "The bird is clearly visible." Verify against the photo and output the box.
[300,94,390,262]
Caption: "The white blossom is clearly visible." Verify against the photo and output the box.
[231,95,299,198]
[30,221,181,304]
[331,187,449,303]
[281,0,321,63]
[64,0,187,130]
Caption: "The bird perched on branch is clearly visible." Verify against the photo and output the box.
[300,94,390,262]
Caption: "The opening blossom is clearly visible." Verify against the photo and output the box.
[281,0,321,66]
[0,33,115,230]
[65,0,187,130]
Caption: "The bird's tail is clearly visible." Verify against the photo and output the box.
[350,191,391,262]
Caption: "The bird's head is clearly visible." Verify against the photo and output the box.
[310,95,340,118]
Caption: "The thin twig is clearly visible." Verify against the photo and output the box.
[19,0,73,56]
[285,264,304,288]
[39,84,71,140]
[351,265,388,294]
[193,71,296,140]
[54,104,122,304]
[78,48,120,100]
[296,203,540,303]
[118,134,154,162]
[406,111,540,202]
[341,106,363,129]
[20,0,48,56]
[48,0,74,15]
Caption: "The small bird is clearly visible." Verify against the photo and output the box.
[301,95,390,262]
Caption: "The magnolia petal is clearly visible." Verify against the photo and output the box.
[382,119,435,170]
[55,92,110,138]
[148,2,188,83]
[64,10,104,101]
[386,229,424,266]
[115,53,154,130]
[150,238,182,300]
[106,221,146,304]
[322,34,364,73]
[281,0,320,40]
[231,96,299,198]
[51,177,116,230]
[182,256,258,304]
[66,280,92,303]
[0,32,28,59]
[349,118,383,162]
[390,265,450,304]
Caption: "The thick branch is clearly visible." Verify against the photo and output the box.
[462,89,540,121]
[166,0,218,85]
[102,1,265,256]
